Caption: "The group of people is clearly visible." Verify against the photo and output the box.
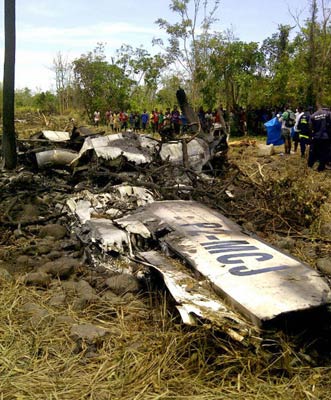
[93,107,183,135]
[278,105,331,172]
[94,103,331,172]
[92,105,233,138]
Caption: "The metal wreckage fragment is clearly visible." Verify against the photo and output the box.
[66,190,331,343]
[30,130,220,171]
[20,91,331,344]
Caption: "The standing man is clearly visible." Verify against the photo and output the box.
[293,107,303,153]
[308,105,331,171]
[105,109,111,128]
[278,106,296,154]
[120,110,128,131]
[141,110,149,132]
[296,106,311,158]
[93,111,100,127]
[171,105,181,135]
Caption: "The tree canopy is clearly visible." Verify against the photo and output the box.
[7,0,331,119]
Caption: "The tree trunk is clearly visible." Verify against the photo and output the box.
[306,0,317,107]
[2,0,17,169]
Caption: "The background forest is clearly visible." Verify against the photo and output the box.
[1,0,330,131]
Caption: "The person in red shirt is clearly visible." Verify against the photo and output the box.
[152,109,159,133]
[120,110,129,131]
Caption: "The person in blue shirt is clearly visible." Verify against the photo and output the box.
[141,110,149,132]
[171,105,180,135]
[180,113,187,134]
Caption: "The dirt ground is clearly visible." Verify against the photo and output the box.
[1,120,331,399]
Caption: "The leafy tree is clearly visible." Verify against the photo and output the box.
[156,74,182,108]
[292,0,331,106]
[33,91,57,114]
[15,87,34,109]
[206,35,262,110]
[260,24,295,107]
[2,0,16,169]
[116,45,166,89]
[73,44,133,119]
[154,0,220,106]
[115,44,167,107]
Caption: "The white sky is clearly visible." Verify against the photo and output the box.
[0,0,310,92]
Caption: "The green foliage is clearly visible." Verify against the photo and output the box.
[154,0,220,106]
[116,44,167,92]
[15,87,34,108]
[199,34,262,109]
[33,91,57,114]
[156,75,182,108]
[7,0,331,118]
[73,44,133,119]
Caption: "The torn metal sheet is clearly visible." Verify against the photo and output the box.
[67,187,154,224]
[70,131,224,171]
[115,185,154,207]
[117,219,151,238]
[66,199,93,224]
[35,149,78,168]
[72,132,158,166]
[160,138,210,171]
[117,201,331,326]
[37,130,71,141]
[83,219,129,253]
[67,191,116,223]
[66,188,153,255]
[138,250,252,342]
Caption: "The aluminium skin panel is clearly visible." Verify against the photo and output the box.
[125,201,331,326]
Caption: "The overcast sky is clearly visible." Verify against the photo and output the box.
[0,0,310,92]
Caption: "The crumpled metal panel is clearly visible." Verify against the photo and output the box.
[66,199,93,224]
[118,200,331,326]
[35,149,78,167]
[115,185,154,207]
[72,133,158,165]
[41,130,71,142]
[160,138,210,171]
[139,250,249,341]
[84,219,129,253]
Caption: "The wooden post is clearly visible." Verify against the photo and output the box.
[2,0,17,170]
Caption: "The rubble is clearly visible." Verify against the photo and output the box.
[3,93,331,349]
[65,183,331,337]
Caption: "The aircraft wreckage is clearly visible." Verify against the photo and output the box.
[25,90,227,172]
[67,190,331,340]
[28,128,225,172]
[19,90,331,342]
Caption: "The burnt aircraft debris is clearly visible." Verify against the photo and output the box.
[117,201,331,326]
[66,186,331,337]
[66,189,255,341]
[35,149,78,168]
[17,89,228,173]
[9,90,331,344]
[18,126,227,175]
